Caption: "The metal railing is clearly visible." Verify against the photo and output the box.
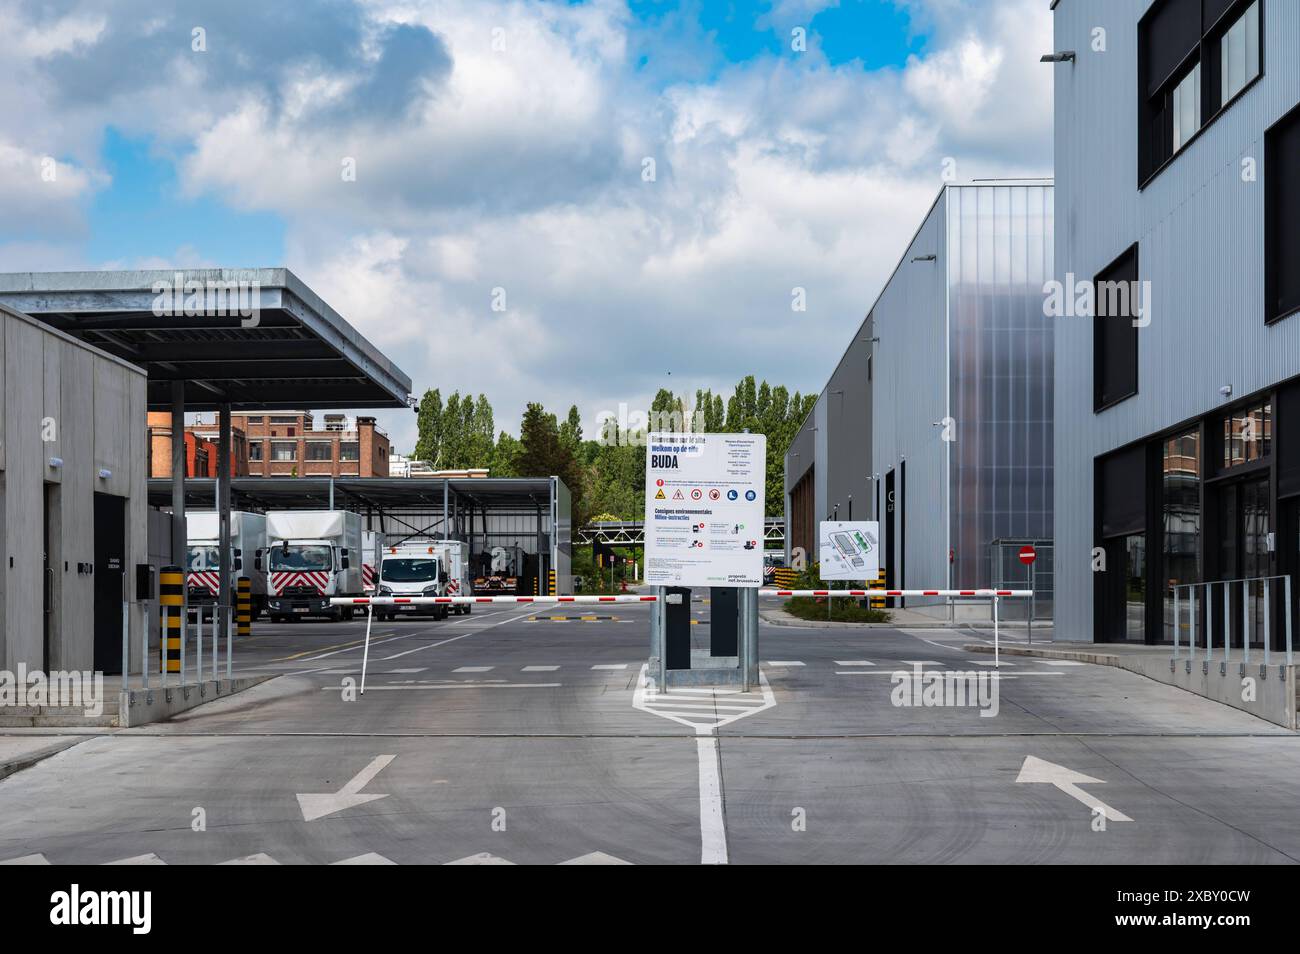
[1171,575,1293,667]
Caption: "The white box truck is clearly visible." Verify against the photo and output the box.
[435,539,474,615]
[374,539,450,621]
[185,511,268,617]
[265,510,364,621]
[362,529,382,594]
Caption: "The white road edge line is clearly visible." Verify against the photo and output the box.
[697,736,727,866]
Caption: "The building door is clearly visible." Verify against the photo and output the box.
[1216,477,1270,650]
[884,469,896,606]
[1099,532,1147,642]
[43,484,54,671]
[93,493,126,674]
[1281,496,1300,651]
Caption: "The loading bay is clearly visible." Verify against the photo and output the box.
[2,602,1298,866]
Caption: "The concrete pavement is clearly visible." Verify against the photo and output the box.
[1,602,1297,865]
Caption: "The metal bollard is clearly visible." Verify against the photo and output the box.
[159,566,183,677]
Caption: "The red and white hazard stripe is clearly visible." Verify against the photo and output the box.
[362,564,376,591]
[330,588,1032,607]
[187,571,220,594]
[271,570,331,595]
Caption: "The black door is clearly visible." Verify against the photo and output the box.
[884,469,896,606]
[1215,477,1270,650]
[93,493,126,674]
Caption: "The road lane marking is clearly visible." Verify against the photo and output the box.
[835,660,875,666]
[220,853,280,865]
[453,666,494,673]
[104,853,166,865]
[522,665,560,671]
[591,664,628,670]
[1016,755,1133,822]
[332,852,396,865]
[297,754,395,822]
[321,683,561,691]
[697,736,727,865]
[763,661,804,667]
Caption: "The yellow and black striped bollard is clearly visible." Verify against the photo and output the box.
[548,568,556,596]
[160,566,183,673]
[236,577,252,638]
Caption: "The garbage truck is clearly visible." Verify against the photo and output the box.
[264,510,364,621]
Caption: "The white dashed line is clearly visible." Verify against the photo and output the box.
[453,666,494,673]
[834,660,875,666]
[522,665,560,672]
[591,664,628,670]
[763,661,804,667]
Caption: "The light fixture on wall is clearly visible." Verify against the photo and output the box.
[911,254,936,263]
[1220,385,1233,398]
[47,457,63,469]
[1040,51,1076,63]
[98,468,112,479]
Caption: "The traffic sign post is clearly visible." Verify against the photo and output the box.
[1019,545,1037,644]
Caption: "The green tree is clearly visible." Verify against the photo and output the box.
[414,388,444,466]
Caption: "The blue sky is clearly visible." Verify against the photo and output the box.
[2,0,1050,448]
[87,129,284,267]
[76,1,928,271]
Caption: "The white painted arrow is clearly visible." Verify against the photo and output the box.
[297,755,396,822]
[1016,756,1132,822]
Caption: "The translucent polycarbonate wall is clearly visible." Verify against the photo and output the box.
[946,184,1055,590]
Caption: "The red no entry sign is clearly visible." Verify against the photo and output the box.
[1019,545,1037,565]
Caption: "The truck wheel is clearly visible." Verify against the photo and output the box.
[342,607,355,622]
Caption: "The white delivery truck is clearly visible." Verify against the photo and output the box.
[185,511,268,618]
[436,539,474,615]
[265,510,364,621]
[373,539,450,621]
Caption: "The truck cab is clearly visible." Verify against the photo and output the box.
[265,538,356,621]
[374,541,450,621]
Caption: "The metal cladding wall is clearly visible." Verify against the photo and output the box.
[824,314,875,526]
[872,183,1055,611]
[783,409,817,563]
[872,191,950,606]
[1053,0,1300,642]
[947,184,1055,590]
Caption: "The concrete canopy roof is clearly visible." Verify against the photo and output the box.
[0,268,411,411]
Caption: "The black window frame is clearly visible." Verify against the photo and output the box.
[1138,0,1265,189]
[1093,243,1141,413]
[1266,99,1300,325]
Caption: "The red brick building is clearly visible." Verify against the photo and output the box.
[146,412,249,478]
[232,412,390,477]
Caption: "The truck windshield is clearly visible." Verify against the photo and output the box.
[270,545,332,572]
[382,558,439,583]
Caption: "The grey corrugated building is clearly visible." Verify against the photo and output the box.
[1052,0,1300,644]
[786,181,1055,617]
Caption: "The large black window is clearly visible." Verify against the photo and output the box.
[1267,101,1300,324]
[1094,244,1140,411]
[1139,0,1264,186]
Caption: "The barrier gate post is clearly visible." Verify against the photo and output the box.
[159,566,183,679]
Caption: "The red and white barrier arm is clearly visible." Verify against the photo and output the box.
[331,588,1031,607]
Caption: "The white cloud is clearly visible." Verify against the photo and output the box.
[0,0,1052,455]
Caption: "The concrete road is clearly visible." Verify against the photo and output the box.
[1,602,1298,865]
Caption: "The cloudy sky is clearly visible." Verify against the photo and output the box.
[0,0,1052,452]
